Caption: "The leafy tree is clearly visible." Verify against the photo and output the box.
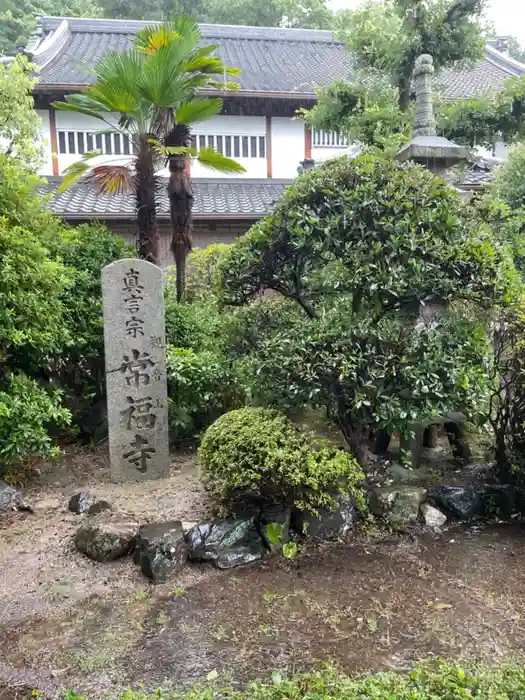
[306,70,525,153]
[98,0,333,28]
[506,36,525,64]
[0,56,42,165]
[335,0,486,111]
[98,0,208,20]
[0,0,102,57]
[202,0,333,29]
[493,142,525,210]
[438,76,525,149]
[54,18,244,289]
[219,155,510,464]
[302,78,412,153]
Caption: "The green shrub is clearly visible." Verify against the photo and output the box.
[47,223,131,402]
[198,407,365,514]
[0,213,72,472]
[166,347,243,443]
[184,244,232,301]
[0,374,69,472]
[494,142,525,210]
[164,299,217,351]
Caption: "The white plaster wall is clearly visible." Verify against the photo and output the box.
[54,112,269,178]
[190,115,267,179]
[312,145,354,162]
[36,109,53,176]
[271,118,305,178]
[476,141,509,161]
[54,111,120,173]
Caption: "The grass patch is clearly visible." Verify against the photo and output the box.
[60,662,525,699]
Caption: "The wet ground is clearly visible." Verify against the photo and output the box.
[2,446,525,698]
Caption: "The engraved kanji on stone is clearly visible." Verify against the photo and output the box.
[126,316,145,339]
[122,268,143,293]
[120,396,157,430]
[149,335,164,349]
[123,268,144,314]
[123,434,156,473]
[119,348,156,387]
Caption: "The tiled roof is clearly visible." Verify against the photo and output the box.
[450,158,500,189]
[29,16,525,98]
[40,177,292,219]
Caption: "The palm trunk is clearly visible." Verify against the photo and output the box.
[135,135,160,265]
[166,125,193,302]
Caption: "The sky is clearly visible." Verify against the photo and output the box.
[328,0,525,46]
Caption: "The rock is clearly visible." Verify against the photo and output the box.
[134,521,187,583]
[259,505,291,553]
[369,487,398,517]
[292,494,357,539]
[430,485,482,520]
[185,518,264,566]
[421,503,447,529]
[215,545,264,569]
[69,493,112,516]
[87,500,112,515]
[387,487,427,529]
[386,464,430,485]
[482,484,519,518]
[75,512,138,562]
[0,481,24,515]
[68,492,94,514]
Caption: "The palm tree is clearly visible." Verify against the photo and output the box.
[54,18,244,289]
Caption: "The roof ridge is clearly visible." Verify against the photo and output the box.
[485,44,525,77]
[38,16,341,43]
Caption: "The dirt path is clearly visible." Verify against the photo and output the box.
[2,447,525,698]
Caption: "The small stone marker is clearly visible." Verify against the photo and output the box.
[102,259,169,482]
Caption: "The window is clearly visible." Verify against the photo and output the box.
[312,130,349,148]
[193,133,266,159]
[57,130,133,155]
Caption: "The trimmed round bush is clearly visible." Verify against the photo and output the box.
[198,407,365,514]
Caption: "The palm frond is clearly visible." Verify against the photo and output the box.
[86,165,136,194]
[88,50,145,114]
[175,98,223,125]
[205,80,241,92]
[184,53,221,73]
[152,144,197,157]
[135,18,200,55]
[58,152,102,191]
[53,95,106,120]
[197,147,247,173]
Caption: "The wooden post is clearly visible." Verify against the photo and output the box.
[49,107,59,176]
[266,116,272,178]
[305,125,312,159]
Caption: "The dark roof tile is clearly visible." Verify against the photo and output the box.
[41,177,291,219]
[30,16,525,97]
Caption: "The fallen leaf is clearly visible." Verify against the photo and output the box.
[428,602,453,611]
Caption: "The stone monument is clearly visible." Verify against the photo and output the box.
[102,259,169,482]
[396,54,470,177]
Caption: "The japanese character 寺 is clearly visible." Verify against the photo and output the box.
[123,434,155,473]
